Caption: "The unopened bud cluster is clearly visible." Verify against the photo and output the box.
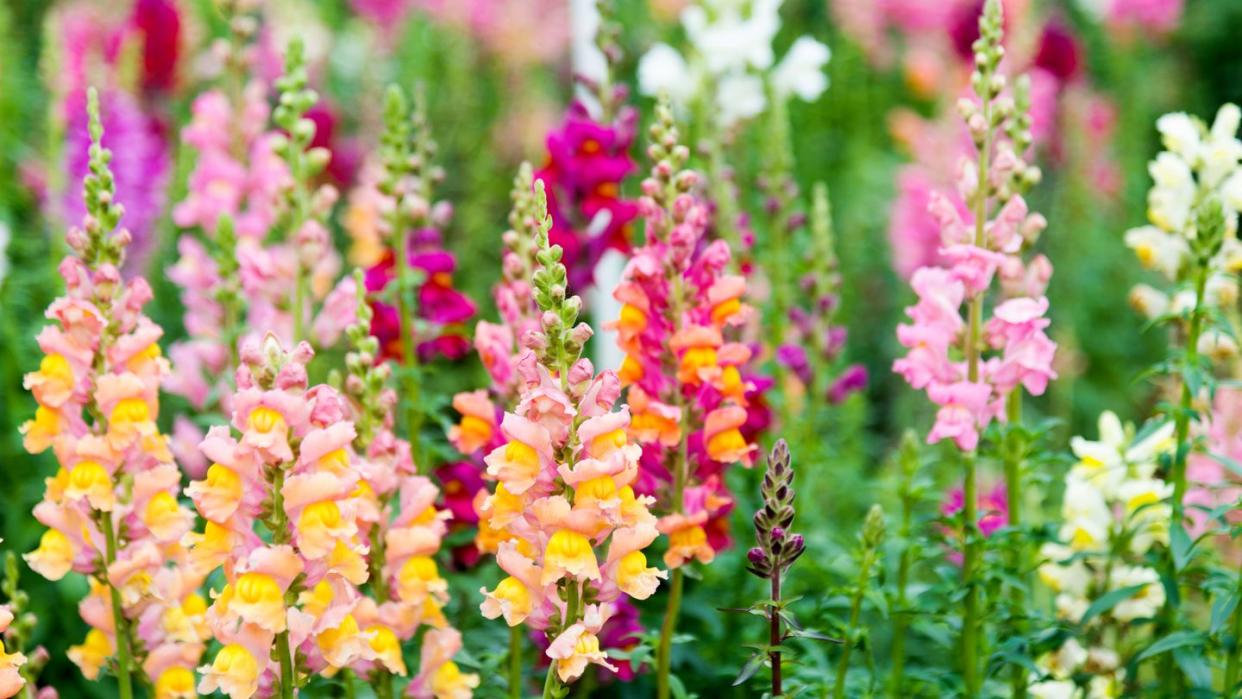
[529,180,592,371]
[957,0,1041,205]
[748,440,806,578]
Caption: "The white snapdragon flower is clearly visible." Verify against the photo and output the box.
[1128,283,1170,319]
[682,0,780,74]
[715,73,766,126]
[1206,271,1240,306]
[1123,225,1186,280]
[1038,543,1091,597]
[637,44,696,103]
[1060,477,1112,551]
[772,36,831,102]
[637,0,829,128]
[1029,680,1078,699]
[1156,112,1202,162]
[1200,104,1242,186]
[1146,152,1196,233]
[1109,566,1165,622]
[1198,328,1239,362]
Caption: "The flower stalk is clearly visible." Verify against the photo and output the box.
[744,440,808,696]
[889,433,920,697]
[835,505,884,699]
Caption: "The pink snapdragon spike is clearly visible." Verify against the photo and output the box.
[20,90,205,693]
[443,163,554,568]
[885,3,1097,282]
[334,274,478,696]
[166,34,344,471]
[609,98,765,568]
[891,66,1055,452]
[536,101,640,293]
[475,171,664,691]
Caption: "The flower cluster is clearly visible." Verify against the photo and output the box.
[48,0,177,273]
[0,545,41,699]
[337,272,478,697]
[1032,411,1176,697]
[536,101,639,293]
[775,185,867,406]
[185,337,375,698]
[746,440,805,579]
[476,175,665,688]
[610,99,761,568]
[892,1,1056,451]
[444,165,547,564]
[637,0,831,128]
[21,90,204,693]
[343,93,476,363]
[883,3,1100,281]
[166,30,341,464]
[1124,103,1242,345]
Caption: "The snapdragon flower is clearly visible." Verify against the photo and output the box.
[47,0,177,273]
[342,90,476,364]
[166,26,341,475]
[186,334,410,699]
[1124,104,1242,330]
[637,0,830,128]
[611,99,761,567]
[1031,411,1176,696]
[891,0,1054,453]
[21,90,203,697]
[476,172,664,692]
[335,271,477,698]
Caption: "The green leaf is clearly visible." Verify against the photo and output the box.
[1170,524,1194,571]
[732,652,766,686]
[1132,631,1205,665]
[1208,450,1242,478]
[1079,585,1147,626]
[1211,592,1238,635]
[1174,647,1213,688]
[669,674,694,699]
[788,628,840,643]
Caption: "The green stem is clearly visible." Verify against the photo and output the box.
[392,221,424,467]
[509,624,523,699]
[100,514,134,699]
[961,453,980,696]
[958,70,991,696]
[1158,262,1208,687]
[1224,569,1242,695]
[835,548,875,699]
[656,568,685,699]
[1004,391,1026,699]
[889,485,913,697]
[276,629,295,699]
[770,570,782,697]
